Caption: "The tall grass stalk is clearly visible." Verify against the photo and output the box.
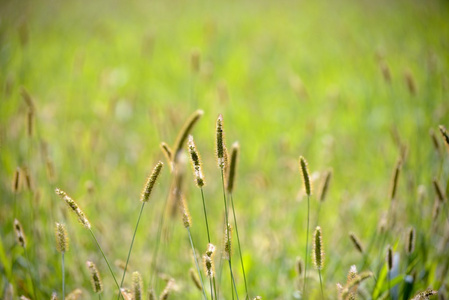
[299,156,311,297]
[187,227,208,300]
[24,247,37,300]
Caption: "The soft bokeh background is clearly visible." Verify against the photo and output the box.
[1,0,448,298]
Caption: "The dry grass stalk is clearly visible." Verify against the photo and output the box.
[86,261,103,293]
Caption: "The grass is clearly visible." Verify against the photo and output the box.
[1,0,449,298]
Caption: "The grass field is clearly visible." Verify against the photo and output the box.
[1,0,449,299]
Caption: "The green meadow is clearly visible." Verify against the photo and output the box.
[1,0,449,298]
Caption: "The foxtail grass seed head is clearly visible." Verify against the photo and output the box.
[312,226,324,270]
[55,188,91,229]
[86,261,103,293]
[296,257,303,276]
[51,292,57,300]
[55,222,69,253]
[411,289,438,300]
[387,246,393,271]
[66,289,83,300]
[319,169,332,202]
[340,272,373,299]
[223,223,233,260]
[227,142,239,193]
[216,114,226,169]
[14,219,26,248]
[299,156,311,196]
[206,243,216,257]
[179,195,192,228]
[160,142,173,169]
[159,278,175,300]
[21,166,32,191]
[433,178,446,203]
[406,226,416,255]
[429,128,441,154]
[189,268,202,291]
[141,161,164,202]
[26,108,33,137]
[120,289,133,300]
[439,125,449,150]
[404,69,417,96]
[347,265,358,283]
[173,110,204,164]
[188,135,205,187]
[12,167,20,193]
[390,158,402,201]
[203,255,214,278]
[132,271,143,300]
[190,48,201,73]
[148,289,157,300]
[349,232,364,254]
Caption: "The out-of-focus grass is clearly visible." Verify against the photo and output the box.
[1,0,448,298]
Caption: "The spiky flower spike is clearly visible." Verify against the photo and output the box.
[296,257,303,276]
[189,268,202,290]
[12,167,20,193]
[173,110,204,164]
[141,161,164,202]
[55,222,69,253]
[132,271,143,300]
[188,135,205,187]
[349,232,364,254]
[439,125,449,150]
[406,226,416,255]
[216,114,227,169]
[347,265,357,283]
[319,169,332,202]
[299,156,311,196]
[386,245,393,271]
[159,278,175,300]
[389,158,402,201]
[433,178,447,203]
[179,195,192,228]
[55,188,91,229]
[86,261,103,293]
[411,288,438,300]
[312,226,324,270]
[14,219,26,248]
[203,243,216,277]
[223,223,233,260]
[227,142,239,194]
[339,272,373,300]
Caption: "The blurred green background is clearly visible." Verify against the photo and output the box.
[1,0,448,298]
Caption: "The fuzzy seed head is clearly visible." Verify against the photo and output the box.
[340,272,373,300]
[51,292,57,300]
[406,226,416,255]
[132,271,143,300]
[296,257,303,276]
[55,222,69,253]
[160,142,172,163]
[386,246,393,270]
[439,125,449,150]
[173,110,204,164]
[179,195,192,228]
[319,169,332,202]
[189,268,202,291]
[21,166,32,191]
[227,142,239,194]
[433,178,446,203]
[349,232,364,254]
[14,219,26,248]
[390,159,402,201]
[12,167,20,193]
[66,289,83,300]
[206,243,216,257]
[216,114,226,169]
[411,289,438,300]
[188,135,205,187]
[55,188,91,229]
[159,278,175,300]
[347,265,358,284]
[299,156,311,196]
[223,223,233,260]
[141,161,164,202]
[312,226,324,270]
[86,261,103,293]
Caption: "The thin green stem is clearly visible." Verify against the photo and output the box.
[187,227,208,300]
[62,252,65,300]
[117,202,146,300]
[318,270,324,300]
[230,193,249,300]
[228,260,239,300]
[212,276,218,300]
[200,188,211,243]
[388,272,391,300]
[24,247,37,300]
[88,228,123,299]
[303,195,310,297]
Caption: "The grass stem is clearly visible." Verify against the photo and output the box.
[303,195,310,297]
[187,227,208,300]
